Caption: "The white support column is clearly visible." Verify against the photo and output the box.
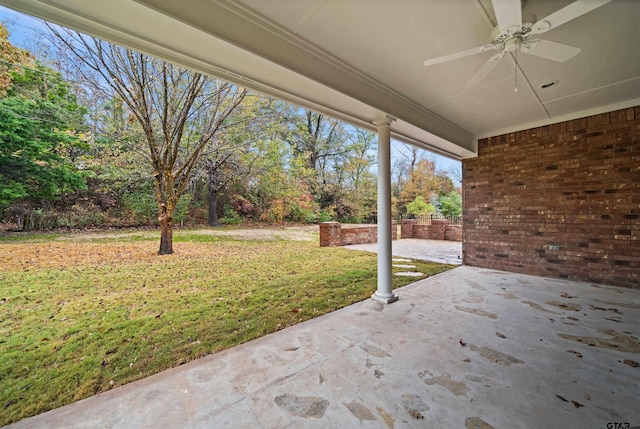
[372,115,398,304]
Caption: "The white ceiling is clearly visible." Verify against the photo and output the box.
[239,0,640,137]
[2,0,639,158]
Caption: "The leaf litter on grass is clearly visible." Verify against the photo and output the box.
[0,229,454,426]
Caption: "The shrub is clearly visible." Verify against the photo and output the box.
[174,193,192,225]
[406,196,435,215]
[122,191,157,224]
[219,205,242,225]
[438,192,462,217]
[317,210,333,223]
[232,195,255,217]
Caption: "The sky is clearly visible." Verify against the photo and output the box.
[0,5,462,184]
[0,6,44,51]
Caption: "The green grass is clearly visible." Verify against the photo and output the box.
[0,229,454,426]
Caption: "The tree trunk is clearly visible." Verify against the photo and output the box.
[208,163,220,226]
[158,203,173,255]
[208,186,220,226]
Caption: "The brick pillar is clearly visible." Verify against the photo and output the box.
[319,222,342,247]
[430,219,449,240]
[392,220,398,240]
[445,225,462,241]
[401,219,416,238]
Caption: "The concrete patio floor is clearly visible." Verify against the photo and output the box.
[343,239,463,265]
[6,266,640,428]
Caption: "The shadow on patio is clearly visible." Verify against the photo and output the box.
[7,266,639,428]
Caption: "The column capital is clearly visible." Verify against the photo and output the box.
[372,114,396,127]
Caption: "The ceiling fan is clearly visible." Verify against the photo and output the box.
[423,0,613,88]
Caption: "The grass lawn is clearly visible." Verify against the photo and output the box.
[0,228,455,426]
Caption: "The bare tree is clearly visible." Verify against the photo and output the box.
[445,163,463,185]
[199,140,249,227]
[48,25,246,254]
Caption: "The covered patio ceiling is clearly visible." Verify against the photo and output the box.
[3,0,639,160]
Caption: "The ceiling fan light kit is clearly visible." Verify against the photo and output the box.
[532,20,551,33]
[423,0,614,88]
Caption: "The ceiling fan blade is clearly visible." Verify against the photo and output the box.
[423,44,497,67]
[492,0,522,33]
[532,0,613,34]
[466,52,505,87]
[522,39,581,62]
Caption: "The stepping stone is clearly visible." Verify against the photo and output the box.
[392,258,412,262]
[394,272,424,277]
[393,264,417,269]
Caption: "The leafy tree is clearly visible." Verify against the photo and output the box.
[281,108,349,207]
[48,25,247,254]
[328,127,377,222]
[0,26,87,210]
[438,191,462,217]
[0,24,33,95]
[406,195,435,216]
[248,134,313,223]
[276,107,380,222]
[198,94,275,226]
[397,158,454,216]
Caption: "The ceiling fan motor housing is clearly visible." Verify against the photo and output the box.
[490,21,534,50]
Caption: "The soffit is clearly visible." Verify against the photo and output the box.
[242,0,640,138]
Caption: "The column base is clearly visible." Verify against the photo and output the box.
[371,292,399,304]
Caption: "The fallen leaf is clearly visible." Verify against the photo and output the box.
[584,394,591,400]
[408,409,424,419]
[495,332,506,339]
[566,316,579,321]
[555,395,569,403]
[571,400,584,408]
[561,292,576,299]
[567,350,583,358]
[285,346,299,351]
[623,359,639,368]
[291,308,302,313]
[463,358,471,362]
[459,339,467,347]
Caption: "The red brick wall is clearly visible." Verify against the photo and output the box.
[463,106,640,288]
[445,225,462,241]
[401,219,415,238]
[341,225,378,245]
[400,218,462,241]
[430,220,447,240]
[319,222,341,247]
[412,225,432,239]
[319,221,397,246]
